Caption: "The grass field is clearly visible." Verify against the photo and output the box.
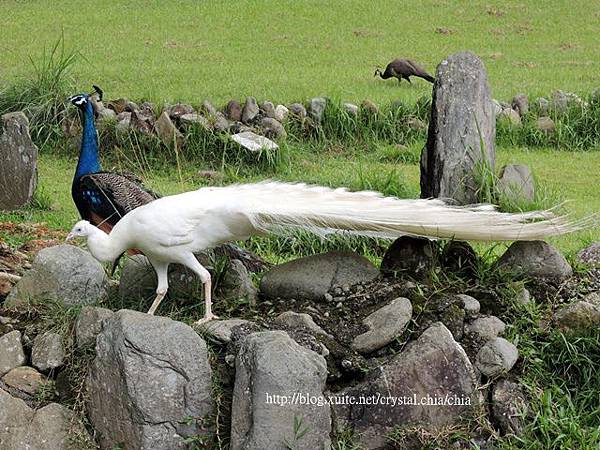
[1,0,599,105]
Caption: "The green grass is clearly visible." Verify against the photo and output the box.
[1,1,598,106]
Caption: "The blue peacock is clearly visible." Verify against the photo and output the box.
[68,86,159,233]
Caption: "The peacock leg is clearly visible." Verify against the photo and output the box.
[147,261,169,315]
[180,254,218,324]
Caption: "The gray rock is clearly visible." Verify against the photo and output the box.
[179,112,211,130]
[420,51,496,204]
[342,102,359,116]
[498,107,522,126]
[220,259,258,307]
[155,111,184,148]
[225,100,243,122]
[491,380,528,436]
[5,245,109,307]
[535,97,549,115]
[514,284,532,305]
[75,306,114,348]
[260,117,287,139]
[360,99,379,115]
[115,111,131,133]
[0,390,90,449]
[32,332,65,372]
[308,97,327,123]
[352,297,412,353]
[230,331,331,450]
[165,103,194,119]
[2,366,48,395]
[87,310,213,450]
[274,104,289,122]
[496,241,572,281]
[242,96,260,123]
[511,94,529,116]
[130,109,154,135]
[577,242,600,266]
[232,131,279,152]
[457,294,480,319]
[213,111,230,132]
[476,337,518,377]
[380,236,437,277]
[201,100,217,116]
[260,101,276,118]
[273,311,331,337]
[497,164,535,203]
[0,330,26,376]
[260,251,379,302]
[465,316,506,342]
[554,301,600,334]
[536,116,555,134]
[334,323,480,449]
[551,90,568,113]
[0,112,39,210]
[196,318,250,343]
[288,103,307,120]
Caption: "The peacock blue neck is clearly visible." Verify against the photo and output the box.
[75,100,101,179]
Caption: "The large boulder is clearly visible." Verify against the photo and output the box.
[0,112,38,210]
[230,331,331,450]
[0,389,90,449]
[5,245,109,307]
[333,323,480,449]
[86,310,213,450]
[260,251,379,301]
[495,241,572,281]
[420,51,496,204]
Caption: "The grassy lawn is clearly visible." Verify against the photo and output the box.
[1,0,598,105]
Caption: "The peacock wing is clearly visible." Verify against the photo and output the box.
[78,172,159,226]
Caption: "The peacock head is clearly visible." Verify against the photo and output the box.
[66,220,93,241]
[67,85,103,110]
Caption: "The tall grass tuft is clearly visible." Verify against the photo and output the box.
[0,34,78,146]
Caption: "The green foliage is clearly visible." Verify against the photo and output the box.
[0,34,78,145]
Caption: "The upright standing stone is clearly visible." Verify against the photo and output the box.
[0,112,39,210]
[420,52,496,204]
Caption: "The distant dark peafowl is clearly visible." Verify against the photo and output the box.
[68,86,159,235]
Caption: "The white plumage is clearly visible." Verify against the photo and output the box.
[66,181,581,323]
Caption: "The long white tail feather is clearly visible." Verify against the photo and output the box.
[201,181,582,242]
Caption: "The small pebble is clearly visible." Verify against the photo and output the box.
[324,293,333,302]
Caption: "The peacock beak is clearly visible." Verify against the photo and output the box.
[65,232,75,241]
